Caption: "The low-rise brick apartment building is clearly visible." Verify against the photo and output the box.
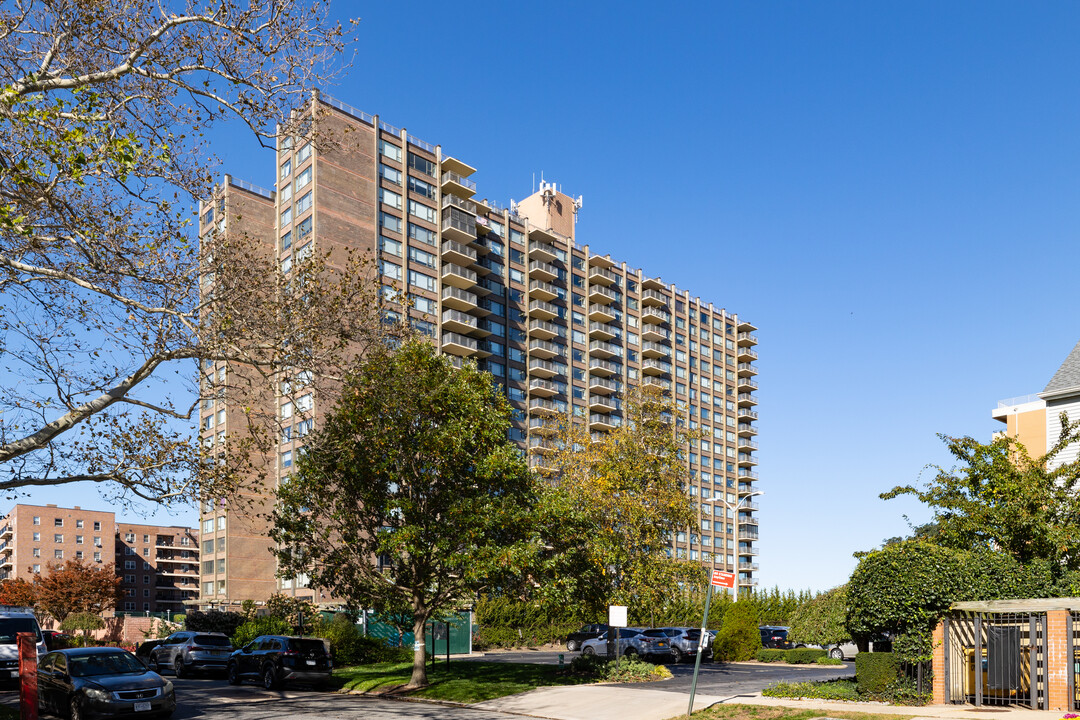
[0,504,198,614]
[197,92,760,608]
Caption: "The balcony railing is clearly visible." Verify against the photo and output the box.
[529,279,560,300]
[641,288,669,306]
[442,193,478,215]
[441,170,477,192]
[528,260,559,280]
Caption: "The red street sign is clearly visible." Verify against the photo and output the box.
[711,570,736,588]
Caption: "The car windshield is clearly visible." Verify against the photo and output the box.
[69,652,146,677]
[0,618,40,643]
[194,635,231,646]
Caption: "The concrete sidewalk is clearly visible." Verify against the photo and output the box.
[475,685,1062,720]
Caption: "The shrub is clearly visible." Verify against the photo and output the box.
[232,617,293,648]
[763,679,859,701]
[715,601,761,661]
[785,648,827,664]
[756,649,785,662]
[186,610,245,637]
[815,656,844,665]
[856,651,900,694]
[568,654,669,682]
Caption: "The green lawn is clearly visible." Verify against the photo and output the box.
[333,660,595,703]
[688,705,914,720]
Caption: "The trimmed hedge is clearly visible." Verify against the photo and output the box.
[786,648,827,664]
[815,656,844,665]
[855,651,900,694]
[756,649,786,662]
[763,679,859,701]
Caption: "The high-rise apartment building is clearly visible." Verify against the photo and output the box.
[196,93,760,608]
[993,339,1080,467]
[0,504,199,613]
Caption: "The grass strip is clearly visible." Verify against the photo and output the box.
[688,704,914,720]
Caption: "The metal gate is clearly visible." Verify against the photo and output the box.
[944,611,1045,709]
[1070,611,1080,710]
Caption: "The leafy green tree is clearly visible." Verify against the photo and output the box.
[59,612,105,647]
[715,600,761,661]
[881,414,1080,571]
[271,337,537,688]
[787,585,850,648]
[529,386,703,620]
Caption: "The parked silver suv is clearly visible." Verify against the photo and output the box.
[580,628,671,661]
[654,626,714,663]
[149,631,233,677]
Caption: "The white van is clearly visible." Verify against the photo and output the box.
[0,607,47,677]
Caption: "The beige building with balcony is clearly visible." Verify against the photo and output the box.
[197,93,760,608]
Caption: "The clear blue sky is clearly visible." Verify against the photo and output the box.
[26,1,1080,593]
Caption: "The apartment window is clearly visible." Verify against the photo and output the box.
[217,516,226,531]
[379,164,402,185]
[32,564,40,574]
[408,246,436,268]
[93,536,101,547]
[296,166,312,190]
[32,548,39,557]
[93,521,101,531]
[379,140,402,162]
[279,183,292,205]
[411,294,436,314]
[202,539,213,554]
[281,450,293,469]
[202,560,214,574]
[32,516,40,525]
[408,176,436,200]
[216,558,226,574]
[380,260,402,281]
[125,546,135,556]
[54,518,63,527]
[125,560,136,570]
[203,581,214,595]
[142,547,150,557]
[408,270,436,292]
[408,200,436,224]
[202,518,213,534]
[217,537,225,552]
[75,519,84,529]
[54,534,63,543]
[509,268,524,284]
[280,159,291,179]
[295,394,313,413]
[93,552,101,562]
[32,532,39,542]
[407,153,436,177]
[296,142,311,164]
[379,212,401,234]
[380,188,402,210]
[408,223,436,246]
[296,191,313,215]
[75,535,83,544]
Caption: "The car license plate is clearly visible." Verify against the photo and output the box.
[134,701,152,712]
[306,659,316,666]
[658,642,666,647]
[7,671,16,678]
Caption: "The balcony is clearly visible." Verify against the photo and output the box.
[641,325,669,342]
[528,260,559,282]
[587,285,616,305]
[738,483,755,495]
[589,358,619,377]
[589,395,617,413]
[641,307,670,325]
[588,265,617,286]
[441,239,477,266]
[737,319,757,332]
[528,299,559,320]
[641,358,671,376]
[641,288,668,307]
[737,332,758,347]
[737,407,758,421]
[442,309,478,334]
[528,455,554,473]
[588,303,615,323]
[0,558,11,569]
[441,169,477,198]
[737,362,758,377]
[528,318,561,340]
[529,279,559,301]
[0,542,8,555]
[737,437,759,452]
[528,358,560,379]
[738,377,758,392]
[441,262,477,289]
[641,341,669,359]
[737,393,757,407]
[442,193,478,216]
[528,241,559,263]
[588,322,616,341]
[590,432,607,444]
[442,286,478,312]
[528,416,556,436]
[641,376,671,390]
[528,378,559,398]
[737,347,758,362]
[739,546,759,557]
[738,529,759,542]
[738,469,759,481]
[738,578,759,588]
[529,226,560,244]
[737,423,757,436]
[738,453,758,467]
[441,332,477,356]
[528,398,561,417]
[0,526,10,540]
[641,276,665,291]
[738,562,760,571]
[589,340,618,358]
[442,209,477,242]
[528,436,556,455]
[589,414,618,431]
[528,338,561,359]
[588,376,617,395]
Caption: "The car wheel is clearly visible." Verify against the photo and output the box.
[227,662,242,686]
[263,665,280,690]
[567,639,579,652]
[829,647,844,660]
[582,645,595,656]
[174,656,186,679]
[671,646,684,663]
[624,647,637,658]
[70,696,85,720]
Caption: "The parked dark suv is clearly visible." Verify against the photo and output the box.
[227,635,331,690]
[565,623,609,653]
[759,626,794,650]
[149,631,233,677]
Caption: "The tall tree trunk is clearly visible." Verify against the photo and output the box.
[408,597,428,688]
